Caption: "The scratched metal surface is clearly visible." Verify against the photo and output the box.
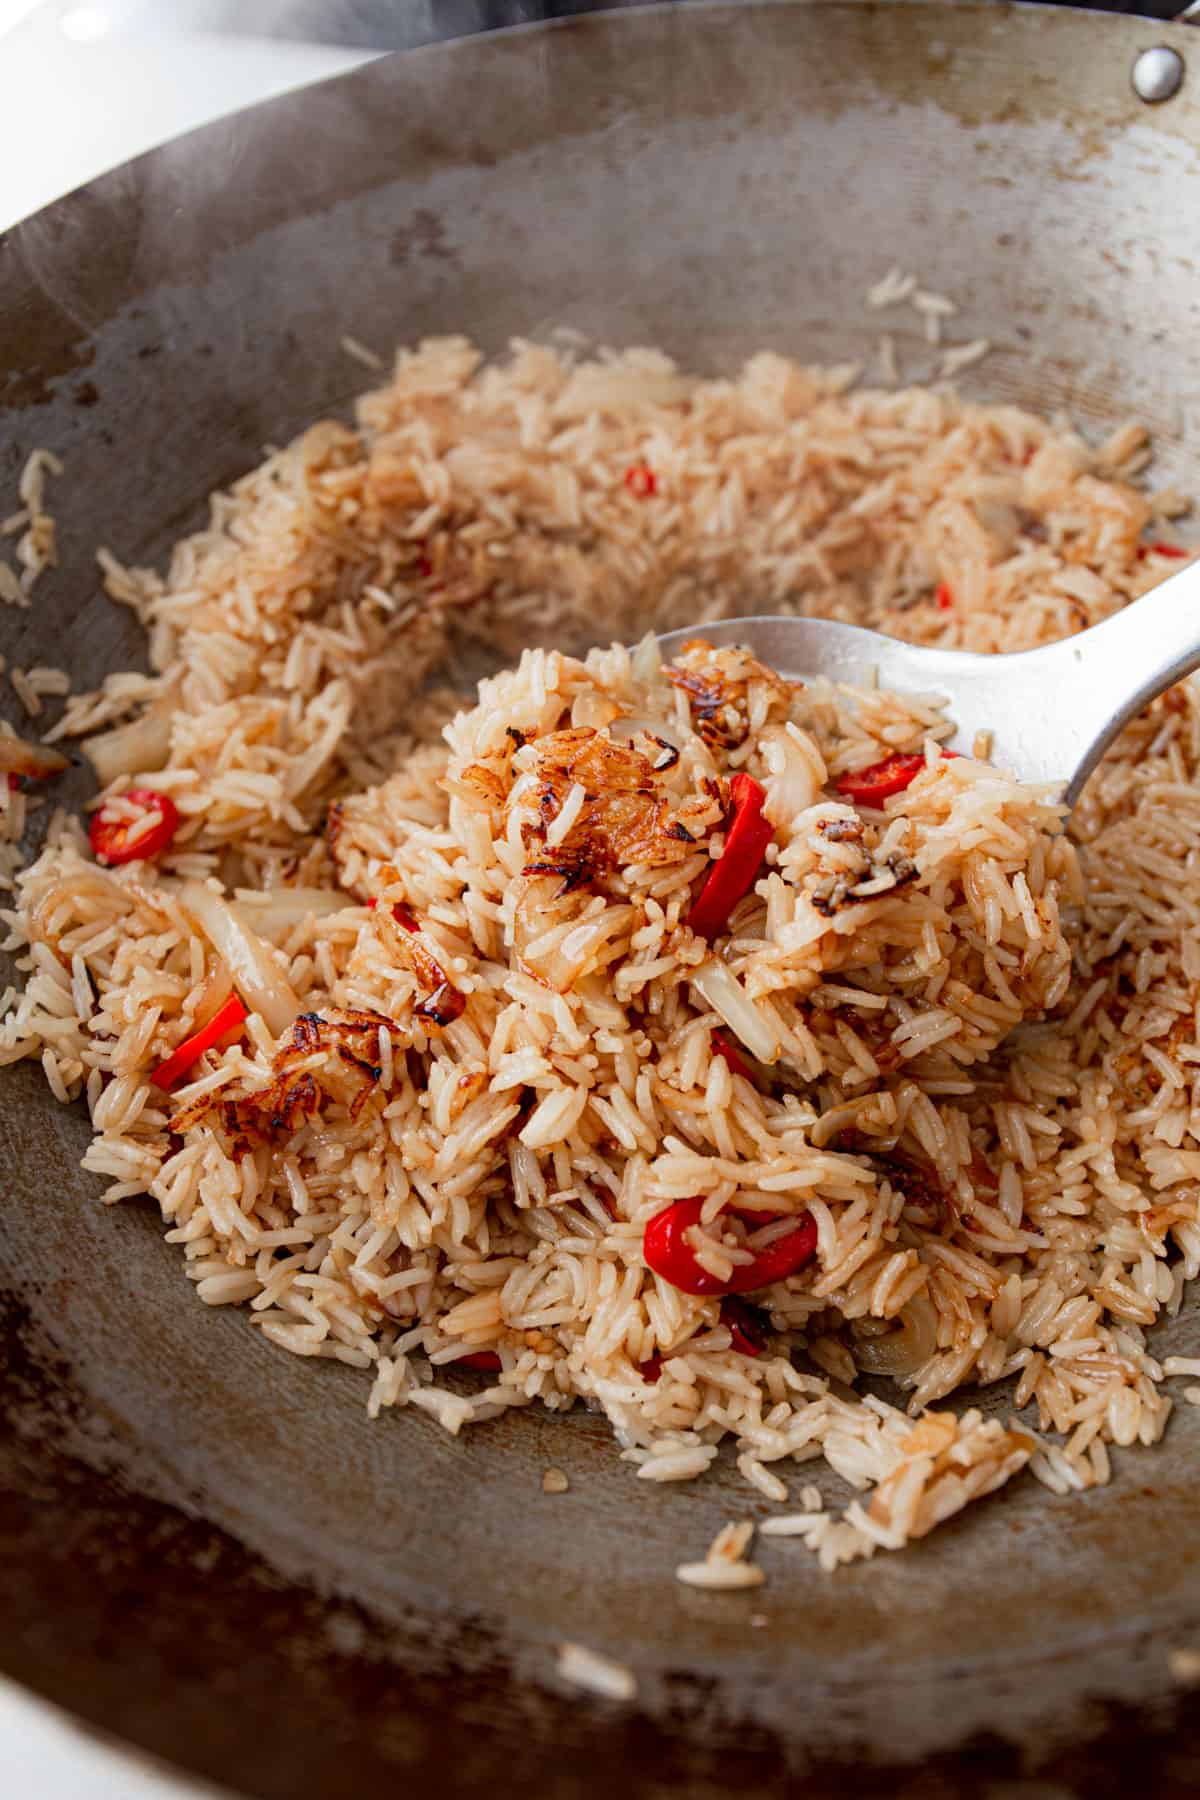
[3,6,1200,1795]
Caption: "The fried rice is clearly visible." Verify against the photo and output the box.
[3,334,1199,1569]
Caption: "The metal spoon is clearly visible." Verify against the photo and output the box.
[658,563,1200,807]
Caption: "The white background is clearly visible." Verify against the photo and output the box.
[0,1677,224,1797]
[0,0,375,232]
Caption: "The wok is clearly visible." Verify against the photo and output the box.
[4,3,1200,1794]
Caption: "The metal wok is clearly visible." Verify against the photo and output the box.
[4,4,1200,1794]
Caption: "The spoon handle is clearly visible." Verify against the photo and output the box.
[1031,561,1200,804]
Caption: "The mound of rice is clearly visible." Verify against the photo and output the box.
[3,335,1199,1568]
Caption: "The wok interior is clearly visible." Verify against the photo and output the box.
[4,6,1200,1793]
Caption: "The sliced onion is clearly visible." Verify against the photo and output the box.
[517,886,636,994]
[84,703,173,786]
[570,690,622,730]
[630,631,663,686]
[690,958,780,1066]
[607,714,681,754]
[973,499,1020,553]
[29,867,131,949]
[851,1293,938,1378]
[758,724,820,836]
[190,962,234,1029]
[0,735,70,781]
[180,880,300,1039]
[233,887,352,938]
[553,907,635,991]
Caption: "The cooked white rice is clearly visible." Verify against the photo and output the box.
[3,332,1199,1568]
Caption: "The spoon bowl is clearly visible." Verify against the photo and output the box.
[659,562,1200,807]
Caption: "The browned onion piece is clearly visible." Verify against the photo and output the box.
[690,958,780,1066]
[232,888,351,939]
[0,735,70,782]
[180,881,300,1040]
[83,703,173,787]
[851,1293,938,1378]
[607,715,681,754]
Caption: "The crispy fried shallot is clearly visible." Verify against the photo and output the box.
[665,638,794,750]
[502,726,722,891]
[170,1007,401,1142]
[372,903,466,1026]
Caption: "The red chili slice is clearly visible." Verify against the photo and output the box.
[89,788,179,865]
[935,583,954,610]
[734,1214,819,1290]
[721,1296,771,1356]
[644,1197,724,1295]
[1140,541,1189,560]
[835,750,959,807]
[835,753,924,805]
[711,1028,754,1082]
[688,773,774,940]
[638,1354,663,1384]
[643,1195,817,1297]
[460,1350,502,1372]
[624,463,657,498]
[151,993,249,1091]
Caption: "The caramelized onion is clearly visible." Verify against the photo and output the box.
[0,735,70,782]
[523,903,636,994]
[607,716,681,754]
[233,888,351,938]
[83,703,173,786]
[28,866,131,957]
[180,881,300,1039]
[758,724,820,836]
[630,631,663,686]
[851,1293,938,1378]
[690,958,780,1065]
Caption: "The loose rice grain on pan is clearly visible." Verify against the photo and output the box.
[556,1642,637,1701]
[939,338,992,379]
[3,328,1200,1569]
[678,1522,765,1591]
[341,334,385,372]
[1170,1649,1200,1687]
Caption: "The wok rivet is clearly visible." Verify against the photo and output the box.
[1132,46,1185,104]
